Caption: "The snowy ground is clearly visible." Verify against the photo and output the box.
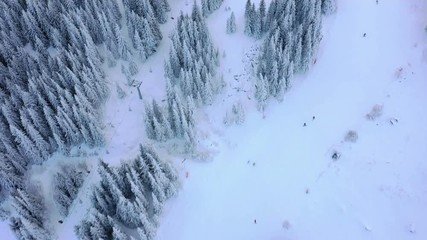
[1,0,426,239]
[155,0,427,240]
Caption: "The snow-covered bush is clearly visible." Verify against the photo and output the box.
[366,104,383,120]
[344,130,358,142]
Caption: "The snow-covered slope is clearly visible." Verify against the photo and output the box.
[155,0,427,239]
[2,0,425,239]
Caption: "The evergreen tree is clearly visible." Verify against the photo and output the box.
[53,164,88,217]
[112,225,129,240]
[254,0,323,109]
[259,0,266,33]
[11,187,51,240]
[116,196,141,228]
[226,12,237,34]
[202,0,224,17]
[301,25,313,72]
[77,146,178,240]
[244,0,254,36]
[256,74,268,114]
[321,0,337,15]
[129,61,139,76]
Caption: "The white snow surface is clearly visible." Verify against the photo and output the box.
[2,0,427,239]
[155,0,427,240]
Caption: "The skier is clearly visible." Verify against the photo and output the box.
[363,33,366,37]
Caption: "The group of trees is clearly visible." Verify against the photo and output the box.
[202,0,224,17]
[0,0,169,191]
[10,188,51,240]
[244,0,267,38]
[164,2,221,106]
[146,2,222,150]
[0,0,109,191]
[223,102,245,126]
[245,0,329,111]
[0,0,172,239]
[53,163,89,217]
[75,145,178,240]
[144,83,196,152]
[121,0,169,62]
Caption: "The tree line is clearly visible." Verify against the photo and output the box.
[244,0,336,112]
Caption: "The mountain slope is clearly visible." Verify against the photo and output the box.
[155,0,427,239]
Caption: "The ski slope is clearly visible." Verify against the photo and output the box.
[1,0,426,239]
[155,0,427,239]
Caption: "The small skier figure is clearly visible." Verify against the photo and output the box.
[312,116,316,120]
[303,123,307,127]
[254,219,257,224]
[363,33,366,37]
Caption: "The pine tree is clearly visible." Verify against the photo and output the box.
[11,188,51,240]
[53,164,87,217]
[321,0,337,15]
[77,145,178,239]
[116,196,141,228]
[259,0,266,34]
[226,12,237,34]
[256,74,268,114]
[149,0,169,24]
[301,25,313,72]
[112,225,129,240]
[129,61,139,76]
[244,0,253,36]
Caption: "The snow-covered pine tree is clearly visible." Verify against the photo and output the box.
[254,0,323,110]
[53,164,88,217]
[112,225,129,240]
[244,0,254,36]
[321,0,337,15]
[256,73,268,114]
[202,0,224,17]
[253,6,262,39]
[77,145,178,239]
[301,24,313,72]
[129,61,139,76]
[226,12,237,34]
[10,187,51,240]
[116,196,142,228]
[148,0,170,24]
[244,0,267,38]
[75,209,114,240]
[259,0,266,34]
[165,2,220,105]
